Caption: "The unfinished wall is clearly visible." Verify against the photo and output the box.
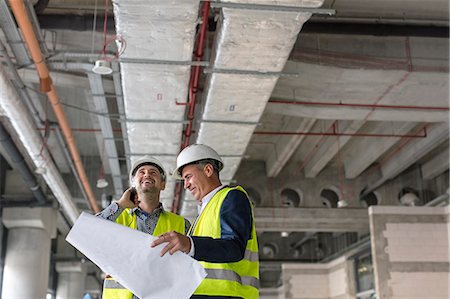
[282,256,355,299]
[260,286,285,299]
[369,206,450,299]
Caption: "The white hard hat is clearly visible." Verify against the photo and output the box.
[129,155,166,186]
[172,144,223,179]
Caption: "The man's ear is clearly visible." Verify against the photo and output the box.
[203,163,214,178]
[160,180,166,190]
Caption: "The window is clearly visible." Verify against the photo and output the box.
[354,251,375,298]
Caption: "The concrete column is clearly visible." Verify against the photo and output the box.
[282,256,354,299]
[56,261,87,299]
[1,207,57,299]
[369,206,450,299]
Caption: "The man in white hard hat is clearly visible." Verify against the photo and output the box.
[151,144,259,299]
[97,155,190,299]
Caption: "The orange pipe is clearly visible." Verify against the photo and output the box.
[10,0,100,213]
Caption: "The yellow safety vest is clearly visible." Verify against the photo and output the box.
[190,186,259,299]
[102,209,186,299]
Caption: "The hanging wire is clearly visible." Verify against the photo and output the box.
[99,0,127,62]
[101,0,109,57]
[91,0,98,55]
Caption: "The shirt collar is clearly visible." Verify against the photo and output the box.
[130,202,164,216]
[198,184,225,215]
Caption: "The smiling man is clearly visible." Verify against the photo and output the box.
[97,155,190,299]
[151,144,259,299]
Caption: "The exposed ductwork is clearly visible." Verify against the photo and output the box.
[196,1,325,178]
[111,0,333,218]
[0,66,79,224]
[112,0,200,209]
[177,0,326,216]
[9,0,100,213]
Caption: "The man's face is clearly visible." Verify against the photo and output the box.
[181,164,210,202]
[134,165,165,193]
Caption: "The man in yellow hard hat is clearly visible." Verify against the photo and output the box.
[151,144,259,299]
[97,155,190,299]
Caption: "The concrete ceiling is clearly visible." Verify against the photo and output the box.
[0,0,448,270]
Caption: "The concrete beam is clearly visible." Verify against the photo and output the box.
[343,122,418,179]
[421,148,449,180]
[266,103,449,123]
[270,60,449,123]
[304,120,364,178]
[254,207,369,232]
[368,122,449,191]
[266,118,316,177]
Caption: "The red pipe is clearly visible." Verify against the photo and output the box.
[172,1,210,213]
[268,99,449,111]
[181,0,210,149]
[253,128,427,138]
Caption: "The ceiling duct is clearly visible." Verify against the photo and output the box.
[112,0,328,216]
[179,0,324,215]
[0,67,79,224]
[9,0,100,213]
[112,0,200,209]
[197,1,324,175]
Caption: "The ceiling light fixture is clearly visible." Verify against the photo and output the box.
[91,0,126,76]
[96,165,108,189]
[96,178,109,189]
[92,59,113,75]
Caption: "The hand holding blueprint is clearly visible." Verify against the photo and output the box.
[66,212,206,299]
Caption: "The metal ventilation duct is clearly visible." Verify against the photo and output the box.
[174,0,325,216]
[0,67,79,224]
[112,0,200,208]
[197,4,323,174]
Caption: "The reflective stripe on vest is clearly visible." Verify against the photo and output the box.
[192,186,259,299]
[244,249,259,263]
[205,268,260,288]
[104,279,127,289]
[102,210,186,299]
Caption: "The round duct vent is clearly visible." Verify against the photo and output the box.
[281,188,301,207]
[262,243,279,259]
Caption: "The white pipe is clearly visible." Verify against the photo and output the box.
[0,67,79,224]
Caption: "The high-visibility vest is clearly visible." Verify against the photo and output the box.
[102,209,186,299]
[190,186,259,299]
